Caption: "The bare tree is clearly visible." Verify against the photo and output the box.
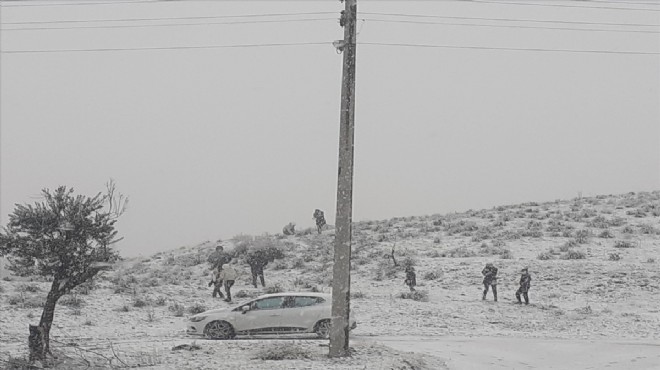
[0,181,127,363]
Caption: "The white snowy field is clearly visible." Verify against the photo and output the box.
[1,191,659,369]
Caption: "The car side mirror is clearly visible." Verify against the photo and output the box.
[241,306,249,314]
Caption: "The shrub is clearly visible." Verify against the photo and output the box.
[402,257,416,269]
[351,291,366,299]
[234,290,249,299]
[188,303,207,315]
[133,298,149,308]
[169,302,185,317]
[60,295,85,308]
[291,259,305,269]
[608,253,621,261]
[614,240,635,249]
[561,250,586,260]
[119,304,131,312]
[272,261,288,271]
[17,284,40,293]
[263,284,283,294]
[423,270,443,280]
[537,252,554,260]
[500,249,514,259]
[599,230,614,238]
[447,246,476,258]
[155,296,167,306]
[622,226,635,234]
[254,345,313,361]
[397,290,429,302]
[647,258,656,263]
[575,230,590,244]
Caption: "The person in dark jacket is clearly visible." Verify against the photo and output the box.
[313,209,326,234]
[516,267,532,305]
[482,263,498,301]
[404,266,417,292]
[246,250,268,288]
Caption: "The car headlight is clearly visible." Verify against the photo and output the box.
[189,315,207,322]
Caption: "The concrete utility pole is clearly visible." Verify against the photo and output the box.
[329,0,357,358]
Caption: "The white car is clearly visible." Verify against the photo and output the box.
[186,292,357,339]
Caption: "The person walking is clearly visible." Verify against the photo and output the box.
[217,262,240,302]
[208,267,224,299]
[404,266,417,292]
[482,263,498,302]
[313,209,326,234]
[516,267,532,305]
[246,250,268,288]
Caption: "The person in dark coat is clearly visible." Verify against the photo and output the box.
[246,250,268,288]
[404,266,417,292]
[516,267,532,305]
[313,209,326,234]
[482,263,498,301]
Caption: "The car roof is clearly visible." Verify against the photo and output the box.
[257,292,331,299]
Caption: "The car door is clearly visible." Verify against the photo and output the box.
[237,296,286,332]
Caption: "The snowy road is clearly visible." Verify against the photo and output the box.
[359,335,660,370]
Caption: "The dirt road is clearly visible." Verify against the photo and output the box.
[362,335,660,370]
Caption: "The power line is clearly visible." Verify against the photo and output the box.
[0,0,158,7]
[359,41,660,55]
[363,18,660,34]
[2,18,337,31]
[471,0,660,11]
[360,12,660,28]
[2,41,657,55]
[2,12,339,25]
[0,41,332,54]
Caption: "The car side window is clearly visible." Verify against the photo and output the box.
[253,297,284,310]
[293,296,324,308]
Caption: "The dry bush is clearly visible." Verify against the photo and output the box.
[608,253,621,261]
[169,302,185,317]
[351,291,367,299]
[254,345,313,361]
[17,283,40,293]
[60,294,85,308]
[614,240,636,249]
[500,249,514,259]
[264,284,284,294]
[397,290,429,302]
[447,246,477,258]
[561,250,586,260]
[188,303,207,315]
[537,252,554,260]
[423,269,443,280]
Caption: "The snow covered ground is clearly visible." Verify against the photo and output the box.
[1,191,659,369]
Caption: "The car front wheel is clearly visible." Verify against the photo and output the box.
[204,320,235,340]
[314,319,331,339]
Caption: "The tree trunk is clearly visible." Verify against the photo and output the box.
[31,279,63,360]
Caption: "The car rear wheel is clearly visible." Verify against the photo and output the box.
[204,320,235,340]
[314,319,331,339]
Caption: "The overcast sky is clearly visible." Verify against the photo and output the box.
[1,0,658,257]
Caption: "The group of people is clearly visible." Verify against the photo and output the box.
[482,263,532,304]
[206,243,281,302]
[402,263,532,304]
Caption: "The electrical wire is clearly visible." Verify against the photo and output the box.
[359,12,660,28]
[359,41,660,55]
[0,41,332,54]
[0,0,158,7]
[2,18,338,31]
[362,18,660,34]
[2,12,339,25]
[471,0,660,12]
[2,41,657,55]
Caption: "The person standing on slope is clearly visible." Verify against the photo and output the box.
[515,267,532,305]
[482,263,498,302]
